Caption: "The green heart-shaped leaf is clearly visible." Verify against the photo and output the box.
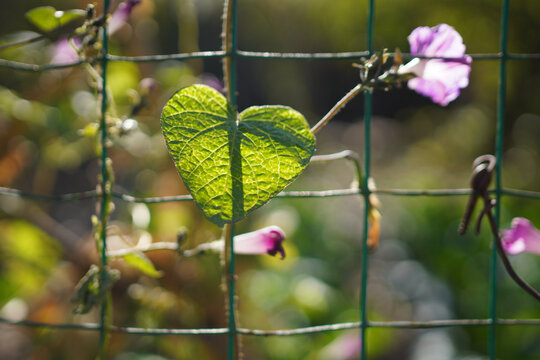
[161,85,315,226]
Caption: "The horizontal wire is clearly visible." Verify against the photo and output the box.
[107,51,226,63]
[2,51,540,72]
[2,186,540,202]
[237,50,370,60]
[239,322,359,336]
[375,188,471,196]
[114,192,193,203]
[117,189,361,201]
[502,188,540,199]
[0,187,97,201]
[2,317,539,336]
[239,318,540,335]
[240,51,540,61]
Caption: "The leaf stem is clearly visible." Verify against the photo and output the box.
[311,83,364,134]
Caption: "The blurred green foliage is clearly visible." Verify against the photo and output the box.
[0,0,539,359]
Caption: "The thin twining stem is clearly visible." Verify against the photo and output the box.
[311,149,360,163]
[311,83,364,134]
[221,0,235,101]
[312,149,364,179]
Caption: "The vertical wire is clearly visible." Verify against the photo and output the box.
[227,223,237,360]
[360,0,375,359]
[98,0,111,356]
[227,1,239,358]
[489,0,509,358]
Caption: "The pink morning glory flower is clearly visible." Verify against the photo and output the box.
[399,24,472,106]
[501,218,540,255]
[195,226,286,259]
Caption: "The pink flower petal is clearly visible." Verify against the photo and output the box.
[233,226,286,259]
[408,77,449,105]
[501,218,540,255]
[408,26,435,56]
[50,36,80,65]
[108,0,141,34]
[196,226,286,259]
[403,24,471,106]
[409,24,466,58]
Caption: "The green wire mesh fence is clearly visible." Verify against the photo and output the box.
[1,0,540,359]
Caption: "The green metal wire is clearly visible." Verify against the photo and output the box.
[4,186,540,203]
[227,223,237,359]
[3,53,540,73]
[359,98,371,360]
[360,1,375,359]
[3,186,540,203]
[489,0,510,357]
[3,317,540,336]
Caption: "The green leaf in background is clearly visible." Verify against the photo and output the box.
[122,252,163,278]
[25,6,85,34]
[161,85,315,226]
[0,220,61,304]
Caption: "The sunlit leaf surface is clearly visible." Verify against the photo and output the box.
[161,85,315,226]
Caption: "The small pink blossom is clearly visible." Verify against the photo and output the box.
[501,218,540,255]
[319,331,361,360]
[197,226,286,259]
[108,0,141,34]
[399,24,472,106]
[50,36,81,65]
[233,225,286,258]
[139,77,158,94]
